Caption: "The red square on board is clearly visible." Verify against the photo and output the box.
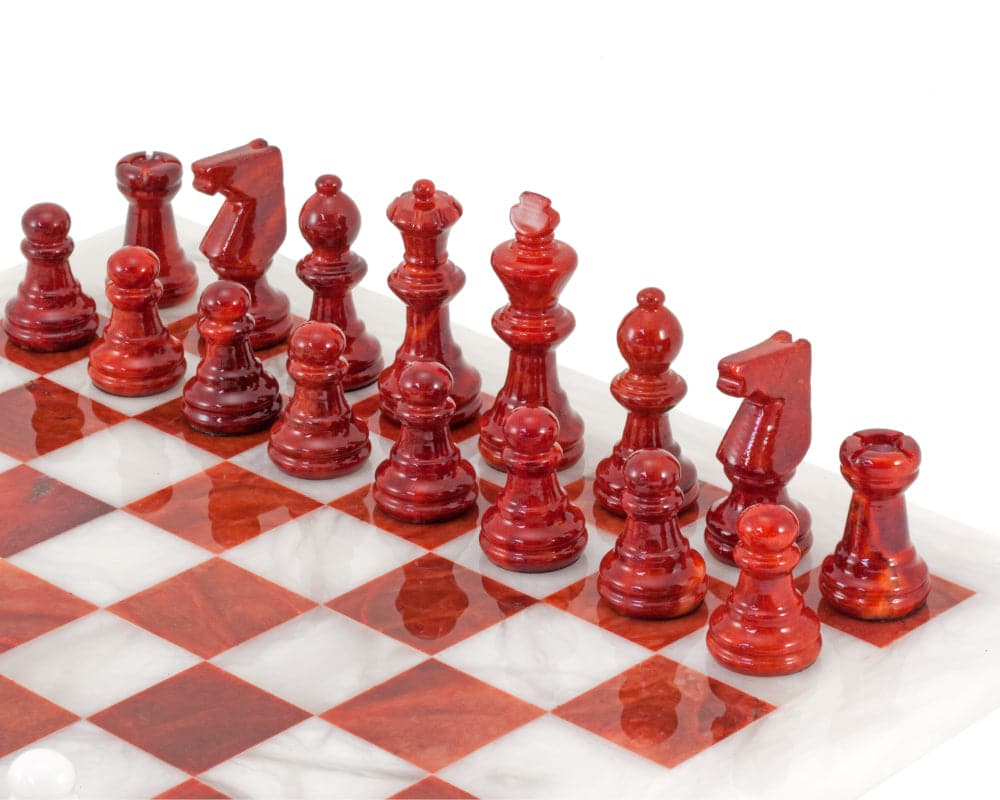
[125,461,320,552]
[0,561,96,652]
[0,676,78,757]
[329,552,535,655]
[322,659,543,772]
[390,776,476,799]
[0,465,113,557]
[0,377,126,461]
[91,662,309,774]
[137,396,273,459]
[351,392,493,445]
[155,778,230,799]
[554,655,774,769]
[330,483,484,550]
[110,558,315,659]
[796,568,975,648]
[546,574,733,651]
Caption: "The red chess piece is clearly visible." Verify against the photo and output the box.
[480,405,588,572]
[4,203,98,352]
[88,246,186,397]
[296,175,383,390]
[268,321,371,479]
[116,151,199,307]
[820,429,930,620]
[378,179,481,427]
[478,192,584,470]
[707,503,821,676]
[704,331,812,565]
[373,361,478,523]
[182,280,282,435]
[191,139,291,350]
[594,288,698,516]
[598,449,707,619]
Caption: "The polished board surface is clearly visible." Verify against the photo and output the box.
[0,222,996,799]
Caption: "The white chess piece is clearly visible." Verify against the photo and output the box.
[7,749,77,800]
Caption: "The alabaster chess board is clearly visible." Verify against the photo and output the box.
[0,221,998,800]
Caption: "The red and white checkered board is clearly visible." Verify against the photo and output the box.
[0,222,996,800]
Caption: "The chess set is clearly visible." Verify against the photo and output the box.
[0,140,998,800]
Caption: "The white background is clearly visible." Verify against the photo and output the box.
[0,1,997,796]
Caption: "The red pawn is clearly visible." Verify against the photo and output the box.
[707,504,821,676]
[297,175,383,390]
[820,429,929,620]
[480,406,588,572]
[595,288,698,516]
[116,151,198,307]
[373,361,478,523]
[182,281,281,435]
[479,192,584,470]
[598,449,707,619]
[378,179,482,427]
[268,321,371,479]
[4,203,97,352]
[88,246,186,396]
[192,139,291,350]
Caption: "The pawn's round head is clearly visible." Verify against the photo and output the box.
[198,280,251,322]
[398,361,453,407]
[7,747,76,799]
[299,174,361,250]
[289,321,346,366]
[624,448,681,498]
[107,246,160,288]
[737,504,799,553]
[22,202,71,244]
[504,405,560,456]
[617,287,683,372]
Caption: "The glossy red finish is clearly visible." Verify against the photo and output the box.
[110,558,315,659]
[705,331,812,564]
[0,560,96,652]
[391,776,476,800]
[480,405,587,572]
[598,449,707,619]
[297,175,383,389]
[328,552,534,654]
[373,361,478,523]
[268,321,370,479]
[820,429,930,619]
[91,663,309,774]
[321,659,543,772]
[378,179,481,426]
[3,203,98,352]
[0,675,78,758]
[0,465,113,557]
[191,139,291,350]
[116,151,198,306]
[478,192,584,470]
[554,655,774,769]
[88,246,186,397]
[125,461,320,553]
[137,396,272,459]
[595,288,697,515]
[182,281,282,435]
[707,504,821,676]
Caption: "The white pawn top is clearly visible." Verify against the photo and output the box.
[7,749,77,800]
